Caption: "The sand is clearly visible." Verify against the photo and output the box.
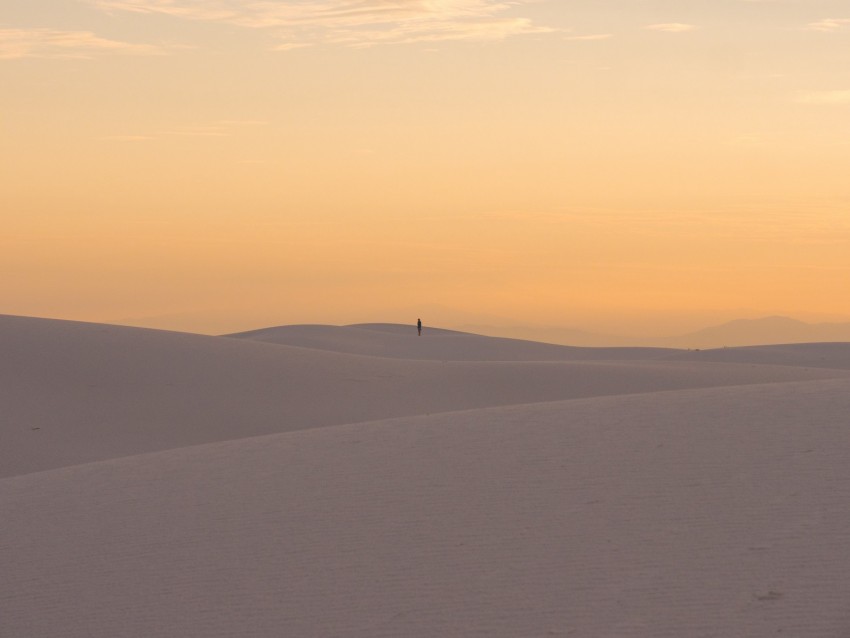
[2,314,850,636]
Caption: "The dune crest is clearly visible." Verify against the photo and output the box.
[226,322,676,361]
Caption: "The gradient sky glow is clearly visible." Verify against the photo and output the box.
[3,0,850,335]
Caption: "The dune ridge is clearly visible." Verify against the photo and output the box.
[226,322,677,361]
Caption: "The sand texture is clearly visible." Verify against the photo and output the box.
[3,314,850,637]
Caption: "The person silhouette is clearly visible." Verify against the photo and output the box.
[417,318,422,336]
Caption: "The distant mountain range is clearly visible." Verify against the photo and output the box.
[656,316,850,349]
[463,316,850,349]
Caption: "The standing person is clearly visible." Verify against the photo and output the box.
[417,318,422,336]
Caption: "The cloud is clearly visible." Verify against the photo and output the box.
[158,125,230,137]
[806,18,850,32]
[644,23,696,33]
[320,16,553,47]
[564,33,612,41]
[0,28,164,59]
[795,90,850,105]
[271,42,313,52]
[87,0,557,48]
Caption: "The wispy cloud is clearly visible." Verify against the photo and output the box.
[271,42,313,52]
[87,0,557,48]
[806,18,850,32]
[0,27,164,59]
[644,23,696,33]
[795,90,850,105]
[564,33,612,41]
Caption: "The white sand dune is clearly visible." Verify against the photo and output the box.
[3,314,850,637]
[226,322,676,361]
[667,341,850,370]
[4,315,847,478]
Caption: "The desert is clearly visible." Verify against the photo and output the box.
[3,315,850,636]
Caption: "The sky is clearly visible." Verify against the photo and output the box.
[2,0,850,337]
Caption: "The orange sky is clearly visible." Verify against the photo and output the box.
[2,0,849,336]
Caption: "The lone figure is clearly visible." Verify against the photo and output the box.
[417,318,422,336]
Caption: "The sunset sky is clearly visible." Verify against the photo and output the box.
[3,0,849,336]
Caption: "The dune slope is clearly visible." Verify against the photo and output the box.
[3,378,850,637]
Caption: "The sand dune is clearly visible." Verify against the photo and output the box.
[226,322,676,361]
[668,341,850,370]
[4,315,848,477]
[4,314,850,637]
[4,378,850,637]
